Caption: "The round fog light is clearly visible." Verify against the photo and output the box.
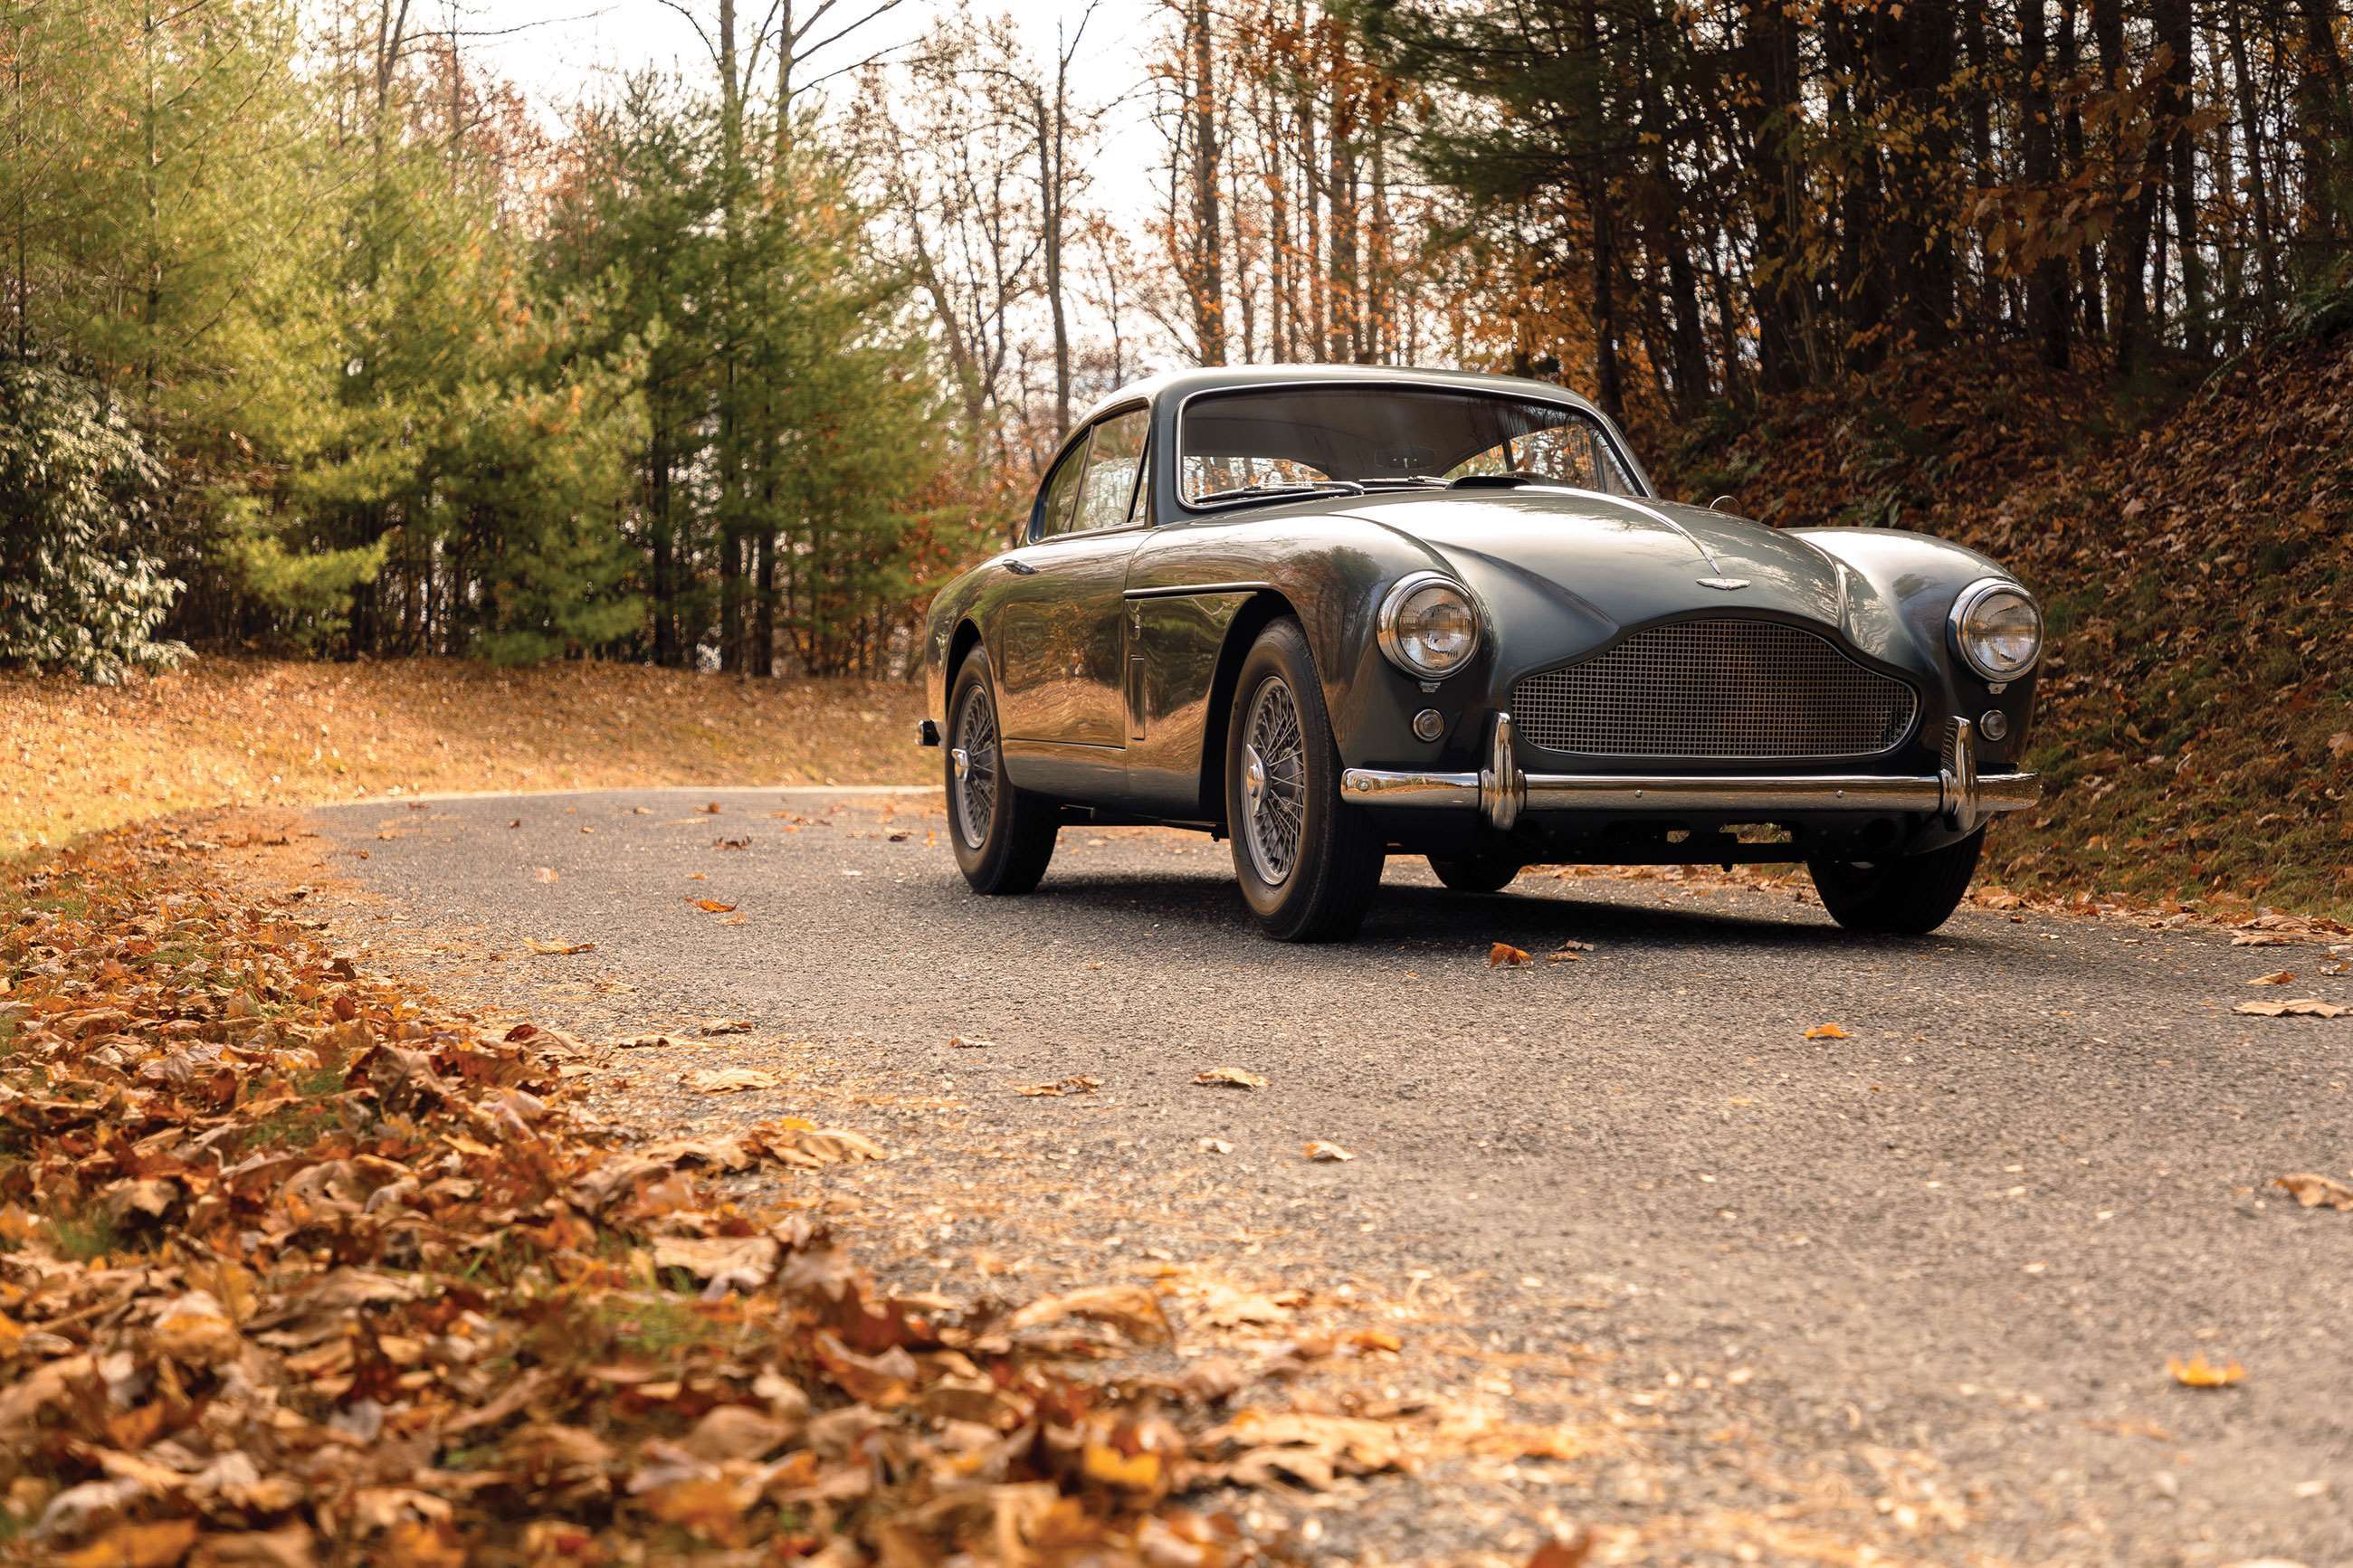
[1979,709,2010,742]
[1412,708,1444,742]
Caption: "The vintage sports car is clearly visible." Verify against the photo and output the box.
[919,366,2042,942]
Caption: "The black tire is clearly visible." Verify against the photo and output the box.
[945,647,1058,896]
[1427,851,1522,894]
[1224,619,1386,942]
[1808,830,1985,935]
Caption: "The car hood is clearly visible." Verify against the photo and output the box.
[1336,488,1866,672]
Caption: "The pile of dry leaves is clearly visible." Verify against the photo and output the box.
[0,832,1411,1565]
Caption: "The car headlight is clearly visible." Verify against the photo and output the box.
[1377,572,1481,679]
[1949,579,2043,680]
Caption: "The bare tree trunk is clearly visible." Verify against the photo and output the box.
[1034,75,1071,432]
[2158,0,2205,357]
[2294,0,2346,242]
[1638,5,1709,408]
[1589,187,1624,420]
[2023,0,2071,367]
[1188,0,1225,364]
[1298,5,1324,362]
[2223,5,2280,316]
[2059,0,2102,343]
[1325,35,1358,363]
[716,0,745,673]
[1258,12,1292,362]
[1965,0,1997,328]
[2091,0,2149,376]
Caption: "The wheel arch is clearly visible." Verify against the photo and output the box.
[1196,590,1302,829]
[946,618,986,684]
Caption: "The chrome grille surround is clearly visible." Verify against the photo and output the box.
[1511,617,1919,761]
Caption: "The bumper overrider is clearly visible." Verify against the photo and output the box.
[1341,714,2040,836]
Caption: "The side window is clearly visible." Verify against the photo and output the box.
[1034,432,1091,540]
[1073,408,1148,533]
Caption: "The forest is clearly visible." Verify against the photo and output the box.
[1,0,2347,680]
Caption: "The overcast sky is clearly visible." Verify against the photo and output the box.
[460,0,1161,159]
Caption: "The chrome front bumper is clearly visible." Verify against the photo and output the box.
[1341,714,2040,836]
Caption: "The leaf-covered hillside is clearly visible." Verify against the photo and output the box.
[1658,314,2353,917]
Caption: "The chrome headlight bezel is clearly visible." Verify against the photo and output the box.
[1948,578,2043,682]
[1377,571,1482,680]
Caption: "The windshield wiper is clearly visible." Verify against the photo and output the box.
[1448,471,1556,489]
[1358,474,1449,489]
[1188,479,1367,506]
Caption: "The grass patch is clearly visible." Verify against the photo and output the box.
[47,1209,124,1261]
[233,1099,346,1153]
[590,1292,732,1360]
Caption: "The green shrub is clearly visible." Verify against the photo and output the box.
[0,364,186,681]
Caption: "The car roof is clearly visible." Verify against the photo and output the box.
[1069,363,1610,432]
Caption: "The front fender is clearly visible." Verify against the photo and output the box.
[1792,527,2042,771]
[921,559,1000,735]
[1127,508,1472,788]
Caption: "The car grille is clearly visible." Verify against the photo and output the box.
[1511,618,1918,760]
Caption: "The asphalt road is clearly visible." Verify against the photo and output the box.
[312,785,2353,1565]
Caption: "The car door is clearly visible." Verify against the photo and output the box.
[994,406,1151,772]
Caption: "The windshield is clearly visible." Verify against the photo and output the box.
[1178,385,1643,507]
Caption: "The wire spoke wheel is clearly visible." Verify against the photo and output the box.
[1240,674,1307,886]
[951,685,998,851]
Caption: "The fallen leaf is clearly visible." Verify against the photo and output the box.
[750,1124,886,1166]
[2246,971,2295,985]
[948,1035,993,1050]
[690,899,737,915]
[680,1405,792,1463]
[700,802,722,813]
[1805,1022,1850,1039]
[533,867,559,883]
[2167,1354,2244,1388]
[1193,1066,1267,1089]
[1488,943,1530,968]
[652,1234,780,1286]
[684,1068,782,1094]
[2233,998,2348,1018]
[2273,1173,2353,1211]
[697,1019,753,1036]
[1197,1137,1233,1155]
[1007,1284,1171,1343]
[1193,1282,1303,1327]
[1017,1076,1101,1098]
[524,937,595,955]
[1527,1536,1595,1568]
[1081,1442,1164,1491]
[57,1518,201,1568]
[1302,1141,1355,1162]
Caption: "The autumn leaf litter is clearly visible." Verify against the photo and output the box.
[0,827,1549,1563]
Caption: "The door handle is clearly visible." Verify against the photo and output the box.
[1002,559,1038,576]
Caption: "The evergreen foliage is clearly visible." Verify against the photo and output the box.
[0,365,183,681]
[0,0,967,677]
